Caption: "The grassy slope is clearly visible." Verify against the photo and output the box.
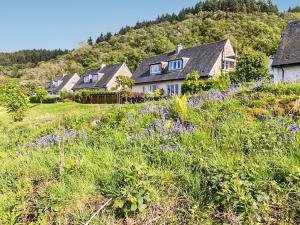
[1,84,300,224]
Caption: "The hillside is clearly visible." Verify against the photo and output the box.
[0,8,299,84]
[1,82,300,224]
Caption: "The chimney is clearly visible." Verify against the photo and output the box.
[176,44,183,54]
[100,63,106,69]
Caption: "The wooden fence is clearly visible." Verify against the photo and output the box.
[78,93,160,104]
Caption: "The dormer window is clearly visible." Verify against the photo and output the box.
[168,59,182,71]
[84,74,93,83]
[52,80,62,87]
[92,74,98,82]
[222,58,236,73]
[150,64,161,75]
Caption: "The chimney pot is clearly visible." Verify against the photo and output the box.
[176,44,183,54]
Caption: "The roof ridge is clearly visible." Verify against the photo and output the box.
[140,39,229,62]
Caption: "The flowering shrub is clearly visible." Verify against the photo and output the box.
[2,82,300,224]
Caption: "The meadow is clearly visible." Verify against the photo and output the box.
[0,83,300,224]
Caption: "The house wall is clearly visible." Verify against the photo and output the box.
[273,65,300,83]
[209,40,236,76]
[106,64,133,90]
[132,80,184,95]
[62,74,80,93]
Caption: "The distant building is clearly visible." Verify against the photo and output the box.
[272,20,300,83]
[46,73,80,96]
[132,39,236,95]
[72,63,132,91]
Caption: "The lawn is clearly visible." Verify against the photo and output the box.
[0,84,300,224]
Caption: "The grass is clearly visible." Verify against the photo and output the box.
[0,84,300,224]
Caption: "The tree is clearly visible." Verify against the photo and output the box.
[87,36,93,45]
[0,78,29,122]
[115,75,135,94]
[35,88,48,104]
[181,70,202,95]
[235,49,269,82]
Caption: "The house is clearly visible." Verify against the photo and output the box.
[132,39,236,95]
[72,63,132,91]
[272,20,300,83]
[46,73,80,96]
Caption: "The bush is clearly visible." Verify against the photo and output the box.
[35,88,48,103]
[0,78,29,121]
[235,49,269,82]
[29,96,61,104]
[182,71,232,94]
[255,82,300,95]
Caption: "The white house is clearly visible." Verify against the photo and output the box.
[272,20,300,83]
[72,63,132,91]
[132,39,237,95]
[45,73,80,96]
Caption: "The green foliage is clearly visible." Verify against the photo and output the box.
[235,49,269,82]
[0,49,69,67]
[35,88,48,104]
[213,72,231,91]
[3,8,298,82]
[172,95,188,122]
[74,89,116,102]
[288,6,300,13]
[112,166,152,217]
[255,82,300,95]
[182,70,232,94]
[1,82,300,223]
[114,75,135,94]
[59,90,73,100]
[181,70,202,94]
[29,96,61,104]
[0,78,29,121]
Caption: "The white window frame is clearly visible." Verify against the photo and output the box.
[150,85,158,92]
[84,75,93,83]
[167,84,179,95]
[223,60,230,72]
[92,74,98,82]
[150,64,161,74]
[168,60,182,71]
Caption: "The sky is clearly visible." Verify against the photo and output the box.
[0,0,299,52]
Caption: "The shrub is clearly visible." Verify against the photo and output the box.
[182,71,232,94]
[35,88,48,103]
[181,70,202,95]
[29,96,61,104]
[0,78,29,121]
[235,49,269,82]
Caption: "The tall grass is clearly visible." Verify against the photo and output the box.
[0,86,300,224]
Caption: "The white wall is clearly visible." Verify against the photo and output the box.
[132,80,184,95]
[106,63,132,90]
[273,65,300,83]
[62,73,80,93]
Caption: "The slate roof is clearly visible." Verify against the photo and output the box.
[132,40,231,84]
[46,74,76,94]
[272,20,300,67]
[73,63,124,90]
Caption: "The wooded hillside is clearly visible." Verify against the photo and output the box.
[0,0,299,84]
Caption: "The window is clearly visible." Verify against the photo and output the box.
[52,80,62,87]
[169,60,182,71]
[142,86,146,93]
[84,74,93,83]
[150,64,161,74]
[150,85,158,92]
[223,61,230,72]
[92,74,98,82]
[167,84,180,95]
